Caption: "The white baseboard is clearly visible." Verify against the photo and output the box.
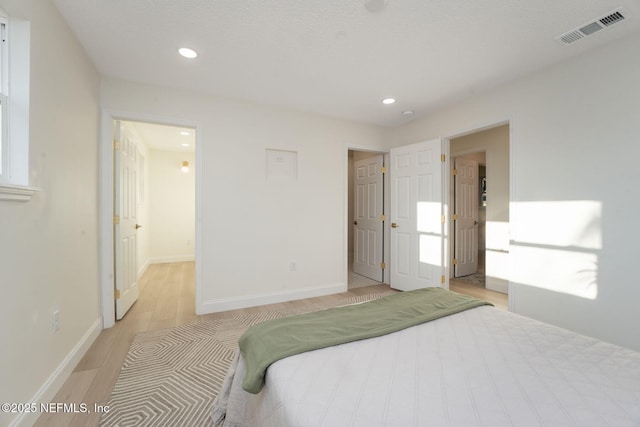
[148,255,195,265]
[138,258,151,278]
[487,277,508,294]
[9,318,102,427]
[197,283,347,315]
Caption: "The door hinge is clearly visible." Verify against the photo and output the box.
[453,258,458,265]
[113,139,120,151]
[114,289,121,300]
[452,168,458,176]
[452,214,458,221]
[441,154,446,162]
[113,215,120,225]
[441,275,445,284]
[380,166,387,174]
[380,214,386,221]
[380,262,386,270]
[441,215,446,224]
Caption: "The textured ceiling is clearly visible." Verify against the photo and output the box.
[53,0,640,127]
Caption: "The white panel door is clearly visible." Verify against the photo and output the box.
[454,157,479,277]
[114,121,140,320]
[353,155,384,282]
[390,139,444,291]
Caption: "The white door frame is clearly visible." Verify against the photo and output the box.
[453,157,480,277]
[353,154,385,281]
[344,145,390,287]
[345,143,447,290]
[442,118,514,310]
[99,109,203,328]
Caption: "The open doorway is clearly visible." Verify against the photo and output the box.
[347,149,389,289]
[452,151,486,283]
[449,124,509,295]
[114,120,195,319]
[105,117,198,325]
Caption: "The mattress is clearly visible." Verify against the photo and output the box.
[212,305,640,427]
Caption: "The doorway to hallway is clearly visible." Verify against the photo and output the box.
[449,124,509,295]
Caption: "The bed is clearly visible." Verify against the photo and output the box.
[211,288,640,427]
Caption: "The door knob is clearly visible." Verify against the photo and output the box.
[135,224,142,230]
[473,220,478,226]
[391,223,398,228]
[353,221,358,225]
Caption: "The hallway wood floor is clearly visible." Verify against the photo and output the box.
[35,262,507,426]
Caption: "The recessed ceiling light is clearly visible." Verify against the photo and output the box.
[381,97,396,105]
[181,143,190,147]
[178,47,198,59]
[180,131,191,136]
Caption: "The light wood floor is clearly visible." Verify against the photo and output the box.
[35,262,507,426]
[450,278,508,310]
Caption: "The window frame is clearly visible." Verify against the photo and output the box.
[0,15,8,182]
[0,10,34,201]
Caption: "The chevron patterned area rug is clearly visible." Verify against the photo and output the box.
[99,292,393,426]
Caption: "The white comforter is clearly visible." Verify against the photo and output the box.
[212,306,640,427]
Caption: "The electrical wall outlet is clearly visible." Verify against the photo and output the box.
[289,261,297,272]
[52,310,60,333]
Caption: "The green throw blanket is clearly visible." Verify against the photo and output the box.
[239,287,493,393]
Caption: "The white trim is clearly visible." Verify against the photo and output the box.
[507,120,518,312]
[8,318,102,427]
[100,109,203,328]
[199,283,346,314]
[441,138,451,290]
[147,254,195,264]
[0,182,36,201]
[0,18,9,183]
[5,17,30,186]
[447,145,488,281]
[99,111,115,328]
[137,258,150,279]
[441,116,515,310]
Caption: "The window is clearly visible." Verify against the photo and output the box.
[0,8,32,201]
[0,15,8,181]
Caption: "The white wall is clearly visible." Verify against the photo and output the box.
[100,78,388,313]
[148,149,195,263]
[392,32,640,351]
[0,0,101,425]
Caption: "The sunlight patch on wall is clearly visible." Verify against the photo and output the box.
[511,201,602,300]
[512,246,598,299]
[486,221,510,252]
[514,201,602,250]
[485,221,510,283]
[486,249,510,281]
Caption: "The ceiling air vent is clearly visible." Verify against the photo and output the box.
[600,10,625,27]
[556,8,627,45]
